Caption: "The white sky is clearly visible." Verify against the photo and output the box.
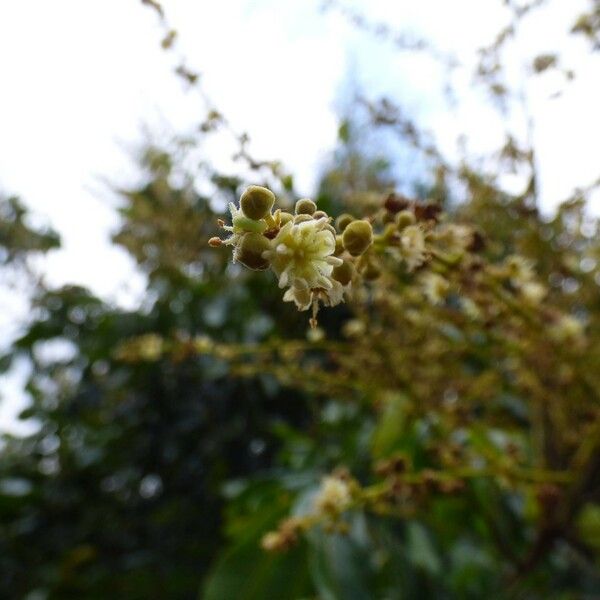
[0,0,599,432]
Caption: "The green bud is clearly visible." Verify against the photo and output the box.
[362,261,381,280]
[279,211,294,226]
[240,185,275,220]
[382,223,397,240]
[395,210,416,230]
[234,232,271,270]
[232,213,268,233]
[294,214,313,224]
[295,198,317,215]
[332,260,354,286]
[334,235,344,256]
[313,210,328,220]
[342,220,373,256]
[335,213,354,232]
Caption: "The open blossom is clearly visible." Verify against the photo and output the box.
[505,255,536,285]
[550,314,584,341]
[282,278,346,311]
[313,476,352,515]
[520,281,547,304]
[393,224,428,272]
[503,255,547,304]
[432,224,474,258]
[420,272,450,305]
[264,217,343,310]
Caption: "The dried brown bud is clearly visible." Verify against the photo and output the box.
[384,193,410,214]
[414,202,442,222]
[467,231,486,252]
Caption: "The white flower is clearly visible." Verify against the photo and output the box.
[282,277,346,312]
[265,217,342,292]
[505,255,535,285]
[420,272,450,305]
[394,224,428,272]
[504,255,546,304]
[320,279,345,307]
[461,297,482,320]
[520,281,547,305]
[282,282,313,311]
[313,476,352,515]
[550,315,584,341]
[432,224,473,257]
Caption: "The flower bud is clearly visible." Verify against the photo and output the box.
[295,198,317,215]
[334,235,344,256]
[313,210,328,220]
[332,260,354,285]
[335,213,354,232]
[234,232,271,270]
[395,210,416,230]
[362,260,381,280]
[240,185,275,220]
[279,211,294,226]
[342,220,373,256]
[382,223,397,240]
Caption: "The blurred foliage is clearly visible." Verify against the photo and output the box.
[0,196,59,267]
[0,153,317,598]
[195,163,600,599]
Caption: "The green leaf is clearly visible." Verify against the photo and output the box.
[202,497,312,600]
[307,516,374,600]
[371,392,409,459]
[338,120,350,144]
[406,522,441,576]
[576,504,600,551]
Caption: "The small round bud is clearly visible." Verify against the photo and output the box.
[240,185,275,220]
[234,232,271,270]
[334,235,344,256]
[332,260,354,286]
[279,211,294,226]
[382,223,397,240]
[295,198,317,215]
[342,220,373,256]
[395,210,416,230]
[362,260,381,280]
[335,213,354,232]
[208,236,222,247]
[312,210,328,220]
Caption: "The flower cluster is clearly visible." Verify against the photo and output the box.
[313,474,352,516]
[210,188,588,356]
[210,186,374,325]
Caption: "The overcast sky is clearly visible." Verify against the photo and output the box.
[0,0,598,432]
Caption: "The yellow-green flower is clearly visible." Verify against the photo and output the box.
[313,475,352,515]
[391,224,427,272]
[265,217,342,291]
